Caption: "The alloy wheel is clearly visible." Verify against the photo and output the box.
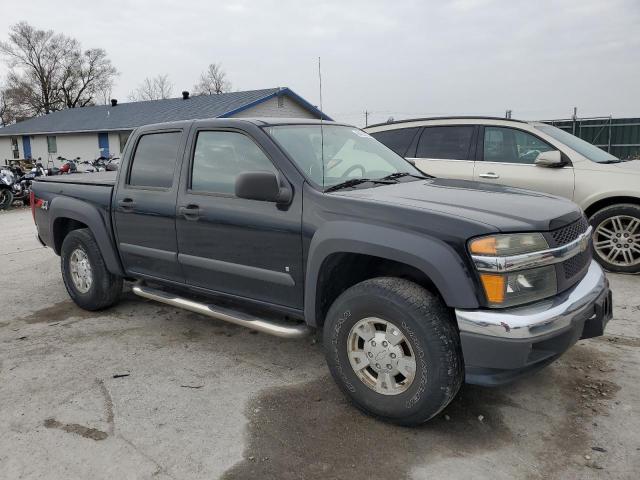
[347,317,417,395]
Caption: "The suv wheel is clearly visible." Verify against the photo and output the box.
[590,204,640,274]
[61,228,123,310]
[323,277,463,426]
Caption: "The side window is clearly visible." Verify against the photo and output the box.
[47,135,57,153]
[370,128,419,156]
[484,127,555,164]
[191,131,276,195]
[416,126,474,160]
[128,132,180,188]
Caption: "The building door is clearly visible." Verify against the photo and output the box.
[22,136,32,159]
[98,132,109,158]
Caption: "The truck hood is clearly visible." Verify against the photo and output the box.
[332,178,582,232]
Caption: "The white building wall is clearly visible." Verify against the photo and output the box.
[232,96,318,119]
[0,137,15,162]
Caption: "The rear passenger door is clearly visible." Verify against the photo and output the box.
[407,125,477,180]
[113,127,187,281]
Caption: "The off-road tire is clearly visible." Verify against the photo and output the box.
[323,277,463,426]
[61,228,122,310]
[589,203,640,274]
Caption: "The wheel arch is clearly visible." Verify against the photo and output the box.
[49,196,124,276]
[584,195,640,218]
[304,221,481,327]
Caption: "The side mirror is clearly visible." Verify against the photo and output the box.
[405,158,416,166]
[534,150,564,167]
[235,171,292,204]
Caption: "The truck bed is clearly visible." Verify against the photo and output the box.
[37,171,117,186]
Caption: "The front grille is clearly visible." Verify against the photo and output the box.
[551,215,589,247]
[562,250,590,279]
[545,215,592,292]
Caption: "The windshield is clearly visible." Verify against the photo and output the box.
[265,124,423,189]
[535,124,619,163]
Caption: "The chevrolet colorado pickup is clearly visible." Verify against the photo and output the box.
[31,118,612,425]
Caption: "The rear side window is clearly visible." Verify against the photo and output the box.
[370,128,419,156]
[191,131,276,195]
[128,132,181,188]
[416,126,474,160]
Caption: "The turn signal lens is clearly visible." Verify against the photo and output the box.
[469,233,548,257]
[469,237,497,255]
[479,274,505,304]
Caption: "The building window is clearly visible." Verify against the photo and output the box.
[119,132,131,154]
[277,95,284,108]
[47,136,57,153]
[10,136,19,159]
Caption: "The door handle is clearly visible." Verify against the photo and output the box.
[118,198,135,210]
[179,204,202,220]
[479,172,500,179]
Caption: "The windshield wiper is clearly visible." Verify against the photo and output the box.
[380,172,432,181]
[324,178,395,193]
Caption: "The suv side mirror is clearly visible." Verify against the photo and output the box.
[534,150,564,167]
[235,171,292,204]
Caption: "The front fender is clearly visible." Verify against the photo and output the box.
[49,196,124,276]
[304,221,480,326]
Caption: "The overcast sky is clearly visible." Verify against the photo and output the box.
[1,0,639,126]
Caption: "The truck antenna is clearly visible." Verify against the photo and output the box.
[318,56,325,190]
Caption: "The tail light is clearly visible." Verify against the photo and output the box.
[30,191,44,223]
[30,191,36,222]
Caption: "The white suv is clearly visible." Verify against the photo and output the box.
[365,117,640,273]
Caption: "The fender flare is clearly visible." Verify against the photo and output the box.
[48,196,124,276]
[304,221,480,326]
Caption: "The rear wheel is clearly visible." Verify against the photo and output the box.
[61,228,122,310]
[590,204,640,274]
[323,277,463,426]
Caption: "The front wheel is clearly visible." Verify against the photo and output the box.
[323,277,463,426]
[590,204,640,274]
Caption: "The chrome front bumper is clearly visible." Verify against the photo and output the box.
[456,260,609,339]
[456,260,612,385]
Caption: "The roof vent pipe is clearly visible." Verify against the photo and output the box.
[111,99,118,106]
[182,91,190,100]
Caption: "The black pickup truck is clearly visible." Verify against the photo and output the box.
[31,118,612,425]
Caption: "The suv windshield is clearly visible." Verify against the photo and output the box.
[265,124,423,189]
[535,124,620,163]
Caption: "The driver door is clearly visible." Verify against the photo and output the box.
[473,126,575,200]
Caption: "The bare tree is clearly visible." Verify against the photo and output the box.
[0,22,118,117]
[129,74,174,101]
[193,63,231,95]
[0,88,12,126]
[59,48,118,108]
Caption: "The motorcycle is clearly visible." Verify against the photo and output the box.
[58,156,80,174]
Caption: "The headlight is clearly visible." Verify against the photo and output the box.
[469,233,558,308]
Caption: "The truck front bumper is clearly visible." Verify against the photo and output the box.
[455,260,612,386]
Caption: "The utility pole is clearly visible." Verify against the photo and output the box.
[505,109,512,119]
[364,110,369,127]
[572,106,577,134]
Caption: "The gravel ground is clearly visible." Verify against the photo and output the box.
[0,207,638,479]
